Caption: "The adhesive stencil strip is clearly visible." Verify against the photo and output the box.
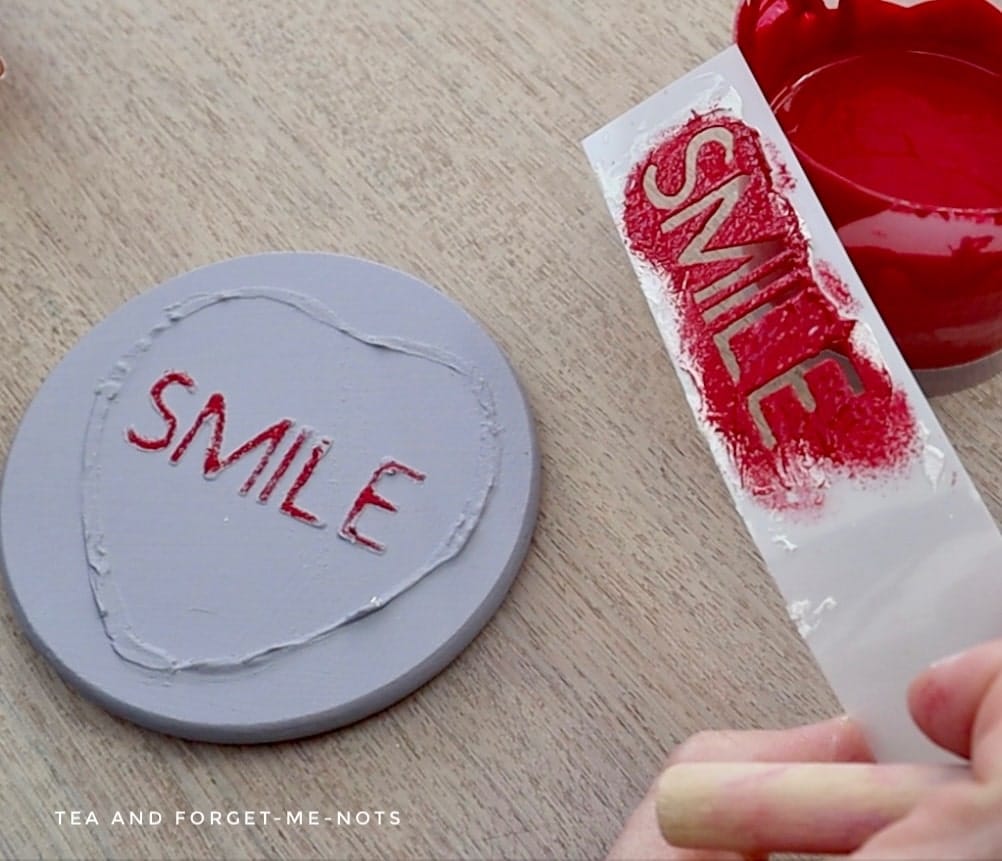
[583,46,1002,762]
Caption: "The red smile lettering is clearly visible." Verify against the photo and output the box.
[622,114,918,509]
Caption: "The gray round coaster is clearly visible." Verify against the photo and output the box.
[1,253,539,743]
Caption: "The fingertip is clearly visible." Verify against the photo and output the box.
[906,640,1002,762]
[907,665,971,759]
[663,716,874,769]
[826,715,876,763]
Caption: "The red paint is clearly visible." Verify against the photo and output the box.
[168,392,294,497]
[232,420,295,496]
[622,113,917,509]
[169,393,226,467]
[125,372,429,536]
[340,460,427,553]
[736,0,1002,369]
[279,437,332,528]
[125,371,195,451]
[258,428,309,504]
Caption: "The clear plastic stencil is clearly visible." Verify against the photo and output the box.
[583,46,1002,763]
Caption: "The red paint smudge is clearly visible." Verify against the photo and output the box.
[736,0,1002,370]
[622,113,918,511]
[816,260,859,315]
[761,139,797,197]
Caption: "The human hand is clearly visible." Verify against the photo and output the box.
[607,638,1002,859]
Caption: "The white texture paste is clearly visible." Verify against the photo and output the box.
[923,444,946,488]
[81,287,502,673]
[771,534,797,552]
[787,596,838,638]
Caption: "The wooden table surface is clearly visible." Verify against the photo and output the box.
[3,1,1002,858]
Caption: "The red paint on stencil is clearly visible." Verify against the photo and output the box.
[815,261,859,315]
[621,113,918,510]
[736,0,1002,369]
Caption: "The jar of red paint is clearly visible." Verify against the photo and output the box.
[735,0,1002,391]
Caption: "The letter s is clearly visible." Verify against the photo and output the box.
[125,371,196,451]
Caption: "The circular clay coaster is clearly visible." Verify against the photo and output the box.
[1,253,539,743]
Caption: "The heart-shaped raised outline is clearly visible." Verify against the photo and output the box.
[81,286,501,674]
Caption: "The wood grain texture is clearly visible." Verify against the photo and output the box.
[2,1,1000,859]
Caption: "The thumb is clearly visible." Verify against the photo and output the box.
[908,639,1002,780]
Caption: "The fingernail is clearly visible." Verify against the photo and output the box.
[930,647,971,670]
